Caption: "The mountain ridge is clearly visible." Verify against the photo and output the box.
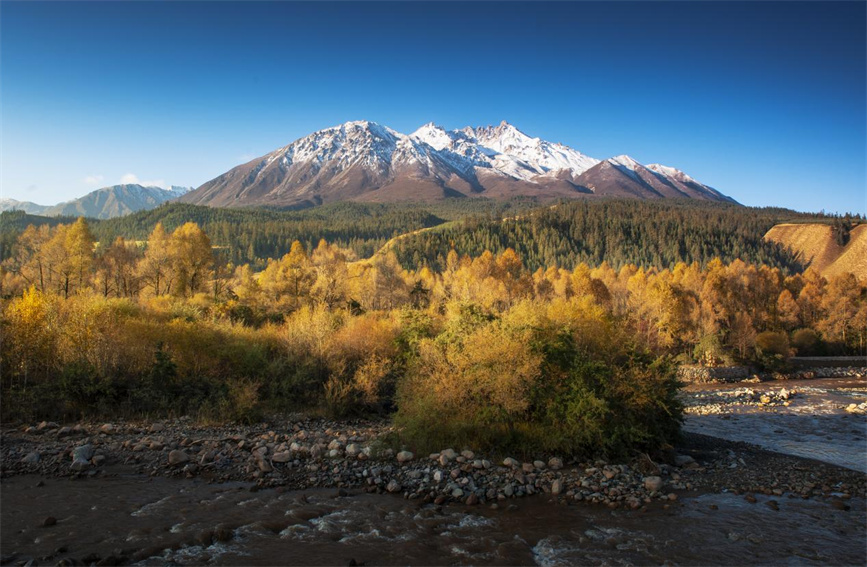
[180,120,735,209]
[0,184,191,219]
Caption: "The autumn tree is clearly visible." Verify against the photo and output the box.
[169,222,213,298]
[138,223,173,296]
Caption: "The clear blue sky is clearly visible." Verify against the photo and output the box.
[2,1,865,214]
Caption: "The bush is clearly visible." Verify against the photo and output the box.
[755,331,791,371]
[395,303,683,459]
[791,328,821,356]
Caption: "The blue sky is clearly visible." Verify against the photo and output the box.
[2,1,865,214]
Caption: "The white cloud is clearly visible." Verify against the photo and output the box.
[83,174,104,186]
[120,173,167,188]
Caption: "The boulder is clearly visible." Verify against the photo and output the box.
[386,479,402,493]
[168,450,190,466]
[397,451,414,463]
[548,457,563,470]
[551,479,563,495]
[21,451,41,464]
[644,476,664,492]
[503,457,519,467]
[345,444,361,457]
[272,451,292,463]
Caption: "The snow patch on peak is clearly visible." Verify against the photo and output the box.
[410,122,455,151]
[646,163,696,183]
[608,155,641,169]
[606,155,645,183]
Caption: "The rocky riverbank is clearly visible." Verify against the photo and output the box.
[2,414,864,513]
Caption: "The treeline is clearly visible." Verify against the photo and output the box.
[2,216,865,458]
[393,200,814,273]
[0,199,543,269]
[2,199,825,274]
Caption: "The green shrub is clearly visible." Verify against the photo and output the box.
[755,331,791,371]
[791,328,821,356]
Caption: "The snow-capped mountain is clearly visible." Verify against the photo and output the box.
[1,184,192,219]
[180,120,734,208]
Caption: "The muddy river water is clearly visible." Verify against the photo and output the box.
[2,475,864,566]
[2,377,865,566]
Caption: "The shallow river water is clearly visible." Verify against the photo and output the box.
[2,473,864,566]
[682,378,867,473]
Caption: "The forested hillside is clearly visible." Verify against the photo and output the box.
[0,199,543,268]
[392,200,817,273]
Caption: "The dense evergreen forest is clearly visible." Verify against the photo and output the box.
[392,200,818,273]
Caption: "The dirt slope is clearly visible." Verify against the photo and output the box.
[764,223,867,280]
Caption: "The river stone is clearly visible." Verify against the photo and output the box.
[503,457,519,467]
[327,439,342,451]
[72,444,95,462]
[272,451,291,463]
[57,427,73,437]
[99,424,115,434]
[345,444,360,457]
[438,454,451,466]
[452,488,464,498]
[533,460,546,470]
[675,455,697,468]
[548,457,563,470]
[168,450,190,466]
[551,479,563,495]
[644,476,664,492]
[466,493,479,505]
[397,451,414,463]
[460,450,475,460]
[441,449,457,460]
[21,451,40,464]
[386,479,402,493]
[37,421,59,431]
[150,423,165,432]
[433,470,444,482]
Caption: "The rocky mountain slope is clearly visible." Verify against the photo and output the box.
[180,121,735,208]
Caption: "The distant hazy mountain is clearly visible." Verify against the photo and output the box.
[0,184,192,219]
[180,120,735,208]
[0,199,50,215]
